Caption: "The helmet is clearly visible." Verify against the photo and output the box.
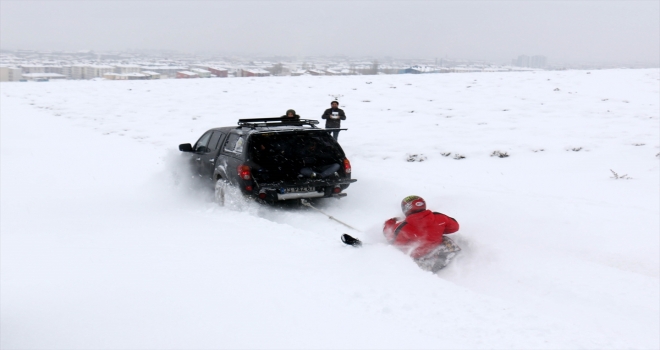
[401,195,426,216]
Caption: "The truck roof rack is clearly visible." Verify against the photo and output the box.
[237,117,320,129]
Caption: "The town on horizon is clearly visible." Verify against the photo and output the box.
[1,48,655,83]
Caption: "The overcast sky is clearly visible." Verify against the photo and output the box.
[1,1,658,64]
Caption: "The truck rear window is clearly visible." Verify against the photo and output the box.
[248,132,343,166]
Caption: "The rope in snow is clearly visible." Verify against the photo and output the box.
[300,199,361,232]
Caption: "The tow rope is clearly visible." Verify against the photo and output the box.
[300,199,361,232]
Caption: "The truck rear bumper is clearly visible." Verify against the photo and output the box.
[260,178,357,188]
[276,191,325,200]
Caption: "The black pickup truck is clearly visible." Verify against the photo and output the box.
[179,118,356,205]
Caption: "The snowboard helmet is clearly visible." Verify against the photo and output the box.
[401,195,426,216]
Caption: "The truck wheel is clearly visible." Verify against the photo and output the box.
[215,179,228,206]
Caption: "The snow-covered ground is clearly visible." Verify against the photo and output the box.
[2,69,658,349]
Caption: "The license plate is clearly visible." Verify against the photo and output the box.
[287,186,315,193]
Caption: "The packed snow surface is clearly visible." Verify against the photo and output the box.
[2,69,659,349]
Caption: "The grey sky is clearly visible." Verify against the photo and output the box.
[1,1,658,64]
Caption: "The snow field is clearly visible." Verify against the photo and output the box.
[1,69,659,349]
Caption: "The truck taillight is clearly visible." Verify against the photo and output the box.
[343,158,351,174]
[238,165,251,180]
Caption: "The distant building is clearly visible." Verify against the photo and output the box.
[378,65,399,74]
[20,65,46,74]
[0,66,9,81]
[176,71,199,79]
[483,67,508,72]
[207,67,228,77]
[190,68,211,78]
[125,73,149,80]
[70,65,86,79]
[451,66,481,73]
[61,66,72,79]
[115,65,141,74]
[516,55,530,67]
[404,67,423,74]
[141,66,189,78]
[85,65,115,78]
[353,64,377,75]
[404,65,438,74]
[141,71,161,79]
[67,65,115,79]
[263,63,289,76]
[44,66,65,75]
[531,55,547,68]
[307,69,326,76]
[0,66,23,81]
[240,68,271,77]
[513,55,546,68]
[22,73,67,81]
[103,73,125,80]
[104,72,151,80]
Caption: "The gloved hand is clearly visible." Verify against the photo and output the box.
[383,218,401,242]
[383,217,401,231]
[384,218,398,226]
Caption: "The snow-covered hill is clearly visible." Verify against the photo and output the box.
[2,69,658,349]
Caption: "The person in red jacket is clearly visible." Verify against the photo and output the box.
[383,195,461,271]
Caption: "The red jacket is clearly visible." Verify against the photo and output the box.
[383,210,459,259]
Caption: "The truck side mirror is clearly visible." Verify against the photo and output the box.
[179,143,193,152]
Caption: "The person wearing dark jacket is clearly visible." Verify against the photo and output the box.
[321,101,346,140]
[383,195,461,272]
[281,109,300,119]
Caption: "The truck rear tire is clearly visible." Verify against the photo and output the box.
[215,179,228,206]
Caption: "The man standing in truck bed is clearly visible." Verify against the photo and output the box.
[321,100,346,140]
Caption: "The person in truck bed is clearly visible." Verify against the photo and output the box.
[281,109,300,119]
[297,139,340,178]
[383,196,461,272]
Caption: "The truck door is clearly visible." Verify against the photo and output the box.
[217,132,246,186]
[199,131,225,180]
[192,131,213,177]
